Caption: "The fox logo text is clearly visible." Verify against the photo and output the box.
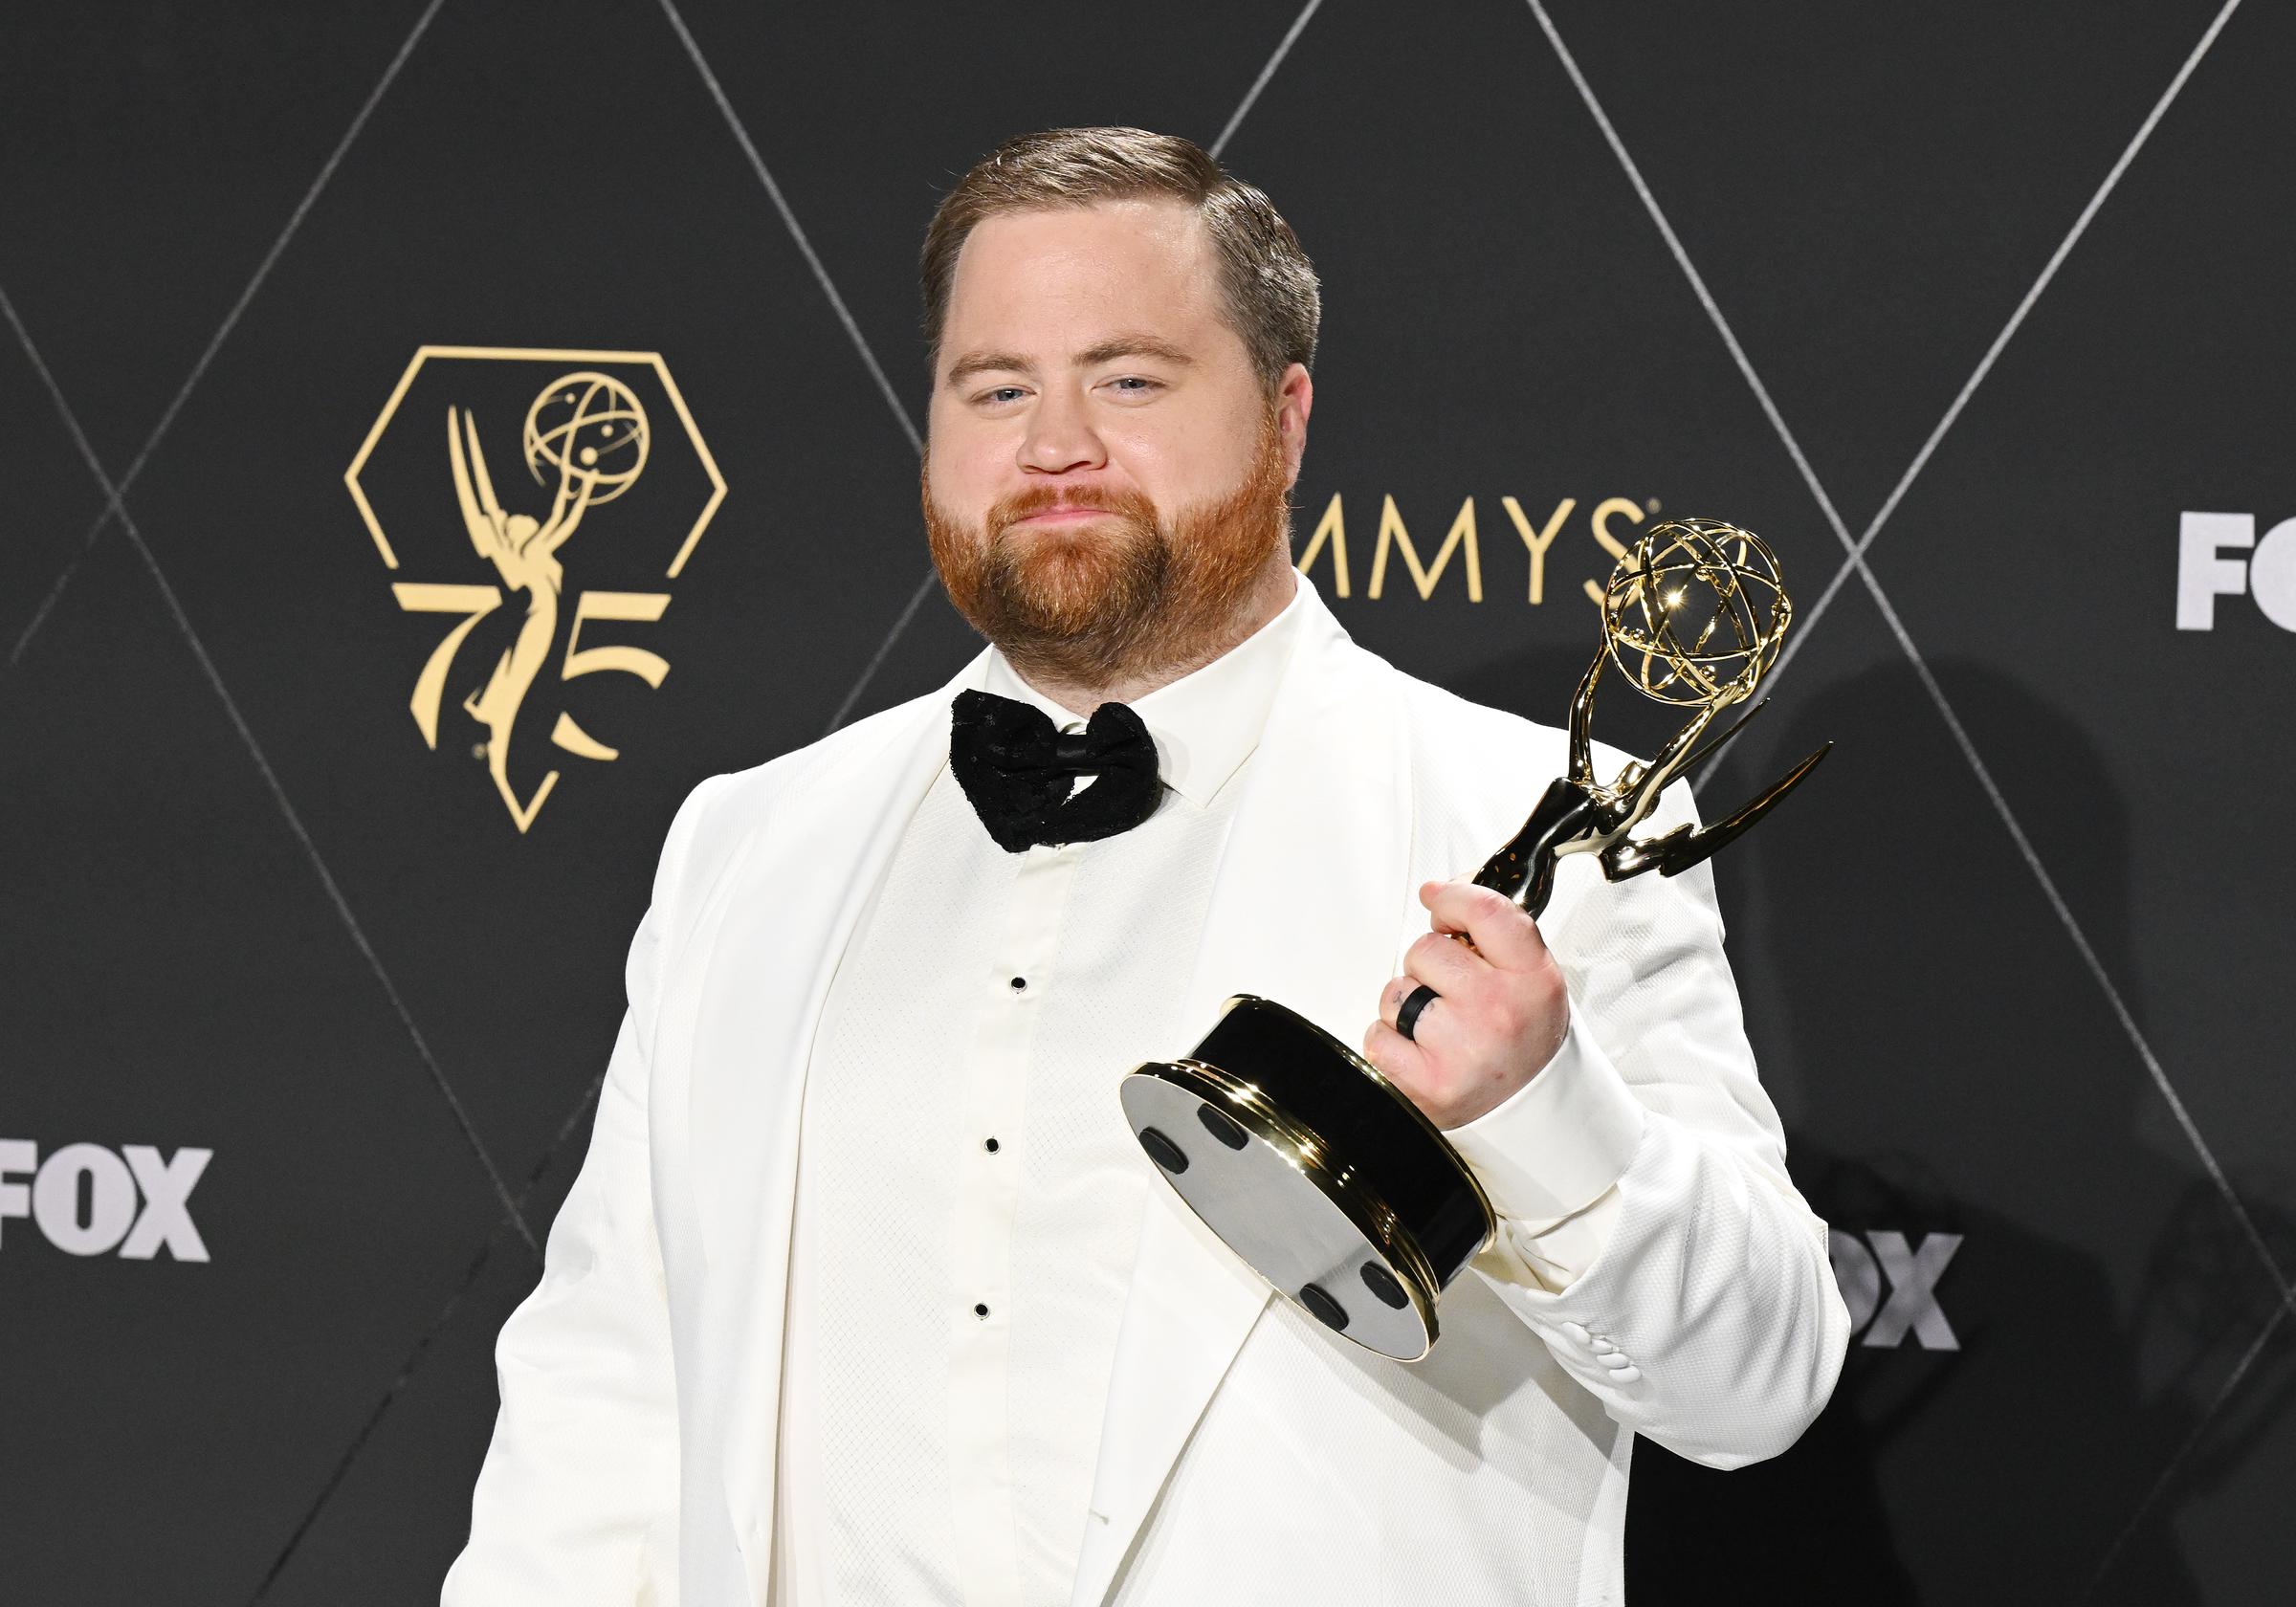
[0,1140,211,1262]
[2176,512,2296,630]
[1830,1228,1960,1351]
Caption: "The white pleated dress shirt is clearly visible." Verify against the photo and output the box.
[771,578,1618,1607]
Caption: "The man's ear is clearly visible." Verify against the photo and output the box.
[1275,363,1314,489]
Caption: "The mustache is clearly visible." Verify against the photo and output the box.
[989,481,1157,530]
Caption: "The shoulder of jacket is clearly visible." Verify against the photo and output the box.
[1389,667,1566,795]
[1386,660,1700,831]
[657,685,949,875]
[1392,667,1545,743]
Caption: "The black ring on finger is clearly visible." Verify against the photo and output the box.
[1395,982,1441,1042]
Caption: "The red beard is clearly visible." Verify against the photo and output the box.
[923,409,1291,692]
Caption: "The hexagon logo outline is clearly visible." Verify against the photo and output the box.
[344,346,728,831]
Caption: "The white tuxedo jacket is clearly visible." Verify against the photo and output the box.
[444,583,1849,1607]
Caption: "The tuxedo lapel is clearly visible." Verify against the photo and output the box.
[682,655,988,1596]
[1071,584,1415,1607]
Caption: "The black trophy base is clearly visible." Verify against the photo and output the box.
[1119,994,1494,1361]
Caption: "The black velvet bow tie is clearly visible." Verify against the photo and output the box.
[949,688,1164,853]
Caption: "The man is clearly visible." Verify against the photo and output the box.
[443,127,1848,1607]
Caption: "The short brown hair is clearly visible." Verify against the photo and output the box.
[920,126,1320,393]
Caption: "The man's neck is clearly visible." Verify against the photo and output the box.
[1015,557,1296,717]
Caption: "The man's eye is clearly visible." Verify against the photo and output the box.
[978,386,1027,406]
[1107,377,1162,396]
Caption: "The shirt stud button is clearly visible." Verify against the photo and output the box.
[974,1302,991,1319]
[983,1136,1001,1154]
[1009,977,1027,992]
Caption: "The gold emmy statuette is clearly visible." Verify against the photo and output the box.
[1119,518,1830,1360]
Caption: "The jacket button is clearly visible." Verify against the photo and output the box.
[1609,1365,1641,1384]
[1560,1322,1591,1346]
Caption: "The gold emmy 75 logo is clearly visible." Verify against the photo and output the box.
[345,347,725,831]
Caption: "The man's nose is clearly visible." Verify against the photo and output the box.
[1017,386,1106,475]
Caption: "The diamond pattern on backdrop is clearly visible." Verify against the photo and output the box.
[0,289,116,654]
[0,0,449,471]
[0,524,511,1600]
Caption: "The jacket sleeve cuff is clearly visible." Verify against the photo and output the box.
[1443,1012,1646,1226]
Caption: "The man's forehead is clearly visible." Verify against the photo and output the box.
[945,199,1220,339]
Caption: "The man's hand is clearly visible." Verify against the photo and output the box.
[1362,879,1569,1130]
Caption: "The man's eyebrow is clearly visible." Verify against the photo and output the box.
[943,335,1197,386]
[1076,334,1196,368]
[944,350,1033,385]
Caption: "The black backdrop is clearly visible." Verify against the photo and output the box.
[5,2,2293,1602]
